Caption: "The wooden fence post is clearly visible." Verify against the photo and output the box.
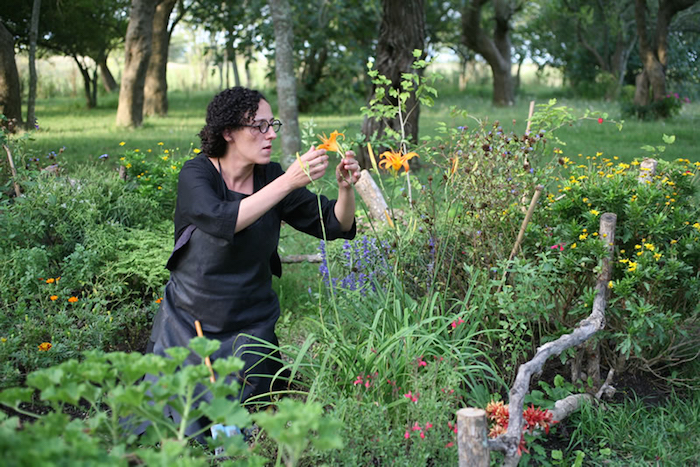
[457,408,490,467]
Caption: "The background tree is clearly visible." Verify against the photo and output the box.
[461,0,522,106]
[358,0,426,168]
[528,0,637,100]
[633,0,699,106]
[0,21,22,125]
[117,0,159,128]
[270,0,301,168]
[26,0,40,130]
[144,0,186,116]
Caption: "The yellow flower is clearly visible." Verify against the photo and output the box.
[571,243,577,249]
[162,156,168,161]
[670,239,678,244]
[134,149,140,153]
[119,141,126,146]
[126,163,132,169]
[317,130,345,153]
[634,244,642,249]
[1,337,6,343]
[68,296,78,303]
[379,149,419,173]
[164,149,169,154]
[38,342,52,351]
[608,281,614,289]
[193,148,201,154]
[653,253,662,261]
[627,262,637,272]
[579,233,588,240]
[50,295,58,301]
[590,209,600,216]
[644,243,655,251]
[158,142,164,146]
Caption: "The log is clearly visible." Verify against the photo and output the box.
[354,169,389,223]
[457,408,490,467]
[280,254,322,264]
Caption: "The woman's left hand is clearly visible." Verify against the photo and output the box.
[336,151,360,189]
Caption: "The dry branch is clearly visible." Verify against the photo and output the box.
[280,254,322,263]
[488,212,617,462]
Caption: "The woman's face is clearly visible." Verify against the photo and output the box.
[227,99,278,166]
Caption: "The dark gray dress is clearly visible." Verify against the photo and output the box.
[142,154,355,438]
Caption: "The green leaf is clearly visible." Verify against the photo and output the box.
[662,134,676,144]
[188,336,221,359]
[0,387,35,408]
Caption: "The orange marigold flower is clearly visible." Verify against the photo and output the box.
[38,342,52,351]
[68,296,79,303]
[379,149,419,173]
[317,130,345,153]
[155,297,163,304]
[50,295,58,301]
[46,278,55,284]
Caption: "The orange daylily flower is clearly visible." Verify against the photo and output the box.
[317,130,345,153]
[378,149,419,173]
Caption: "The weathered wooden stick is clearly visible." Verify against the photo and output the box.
[457,408,490,467]
[354,169,389,223]
[3,144,22,197]
[490,212,617,463]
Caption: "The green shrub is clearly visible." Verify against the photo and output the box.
[621,93,691,120]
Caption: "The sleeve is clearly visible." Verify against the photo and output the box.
[270,160,355,241]
[175,157,240,243]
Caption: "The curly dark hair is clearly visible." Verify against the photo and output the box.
[198,87,267,158]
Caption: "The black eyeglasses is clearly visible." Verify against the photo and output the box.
[241,119,282,134]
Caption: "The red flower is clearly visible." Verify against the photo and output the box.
[597,117,604,124]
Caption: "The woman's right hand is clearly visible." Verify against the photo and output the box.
[284,146,329,189]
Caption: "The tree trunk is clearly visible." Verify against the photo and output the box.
[117,0,159,128]
[633,0,698,106]
[358,0,426,169]
[270,0,301,169]
[0,22,23,125]
[98,54,119,93]
[73,56,97,109]
[27,0,41,130]
[144,0,176,117]
[461,0,516,107]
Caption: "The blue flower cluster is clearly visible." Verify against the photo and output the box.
[318,235,391,294]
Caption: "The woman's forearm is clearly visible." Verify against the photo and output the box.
[334,185,356,232]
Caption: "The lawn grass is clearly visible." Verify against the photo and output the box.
[22,84,700,171]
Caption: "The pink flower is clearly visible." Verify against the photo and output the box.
[445,442,454,448]
[404,391,419,403]
[404,431,410,439]
[353,376,363,386]
[419,431,425,439]
[412,422,421,431]
[425,422,433,429]
[451,317,465,329]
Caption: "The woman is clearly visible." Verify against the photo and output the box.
[143,86,359,438]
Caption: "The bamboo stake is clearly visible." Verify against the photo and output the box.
[3,144,22,197]
[497,185,544,293]
[194,320,216,383]
[524,100,535,135]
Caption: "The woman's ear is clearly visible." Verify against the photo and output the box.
[222,128,235,142]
